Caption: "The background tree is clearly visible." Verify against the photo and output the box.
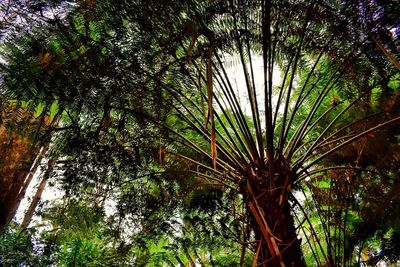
[0,102,60,230]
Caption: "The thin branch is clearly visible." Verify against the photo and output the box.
[298,116,400,175]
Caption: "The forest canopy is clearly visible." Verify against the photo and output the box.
[1,0,399,266]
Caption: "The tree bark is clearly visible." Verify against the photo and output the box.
[244,161,306,267]
[19,158,54,231]
[0,107,60,231]
[0,131,38,230]
[7,145,49,224]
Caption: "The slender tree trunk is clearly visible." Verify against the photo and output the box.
[19,158,54,231]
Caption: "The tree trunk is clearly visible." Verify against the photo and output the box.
[0,106,59,231]
[19,158,54,231]
[0,137,39,231]
[244,161,306,267]
[7,145,49,224]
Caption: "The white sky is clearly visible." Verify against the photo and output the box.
[223,53,282,117]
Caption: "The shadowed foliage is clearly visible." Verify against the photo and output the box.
[1,0,399,266]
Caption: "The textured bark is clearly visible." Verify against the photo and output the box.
[249,192,305,267]
[243,159,306,267]
[0,129,39,231]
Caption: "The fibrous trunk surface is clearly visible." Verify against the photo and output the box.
[244,157,306,267]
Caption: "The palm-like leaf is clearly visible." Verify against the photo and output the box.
[140,1,400,265]
[1,0,399,265]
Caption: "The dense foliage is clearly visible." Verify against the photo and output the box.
[1,0,399,266]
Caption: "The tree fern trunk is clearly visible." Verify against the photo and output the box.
[245,161,306,266]
[250,195,305,267]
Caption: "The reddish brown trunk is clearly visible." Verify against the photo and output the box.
[244,159,306,267]
[249,192,305,266]
[0,130,38,231]
[0,106,57,231]
[7,146,49,224]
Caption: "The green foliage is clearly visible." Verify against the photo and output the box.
[0,225,51,266]
[38,200,134,266]
[1,0,399,266]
